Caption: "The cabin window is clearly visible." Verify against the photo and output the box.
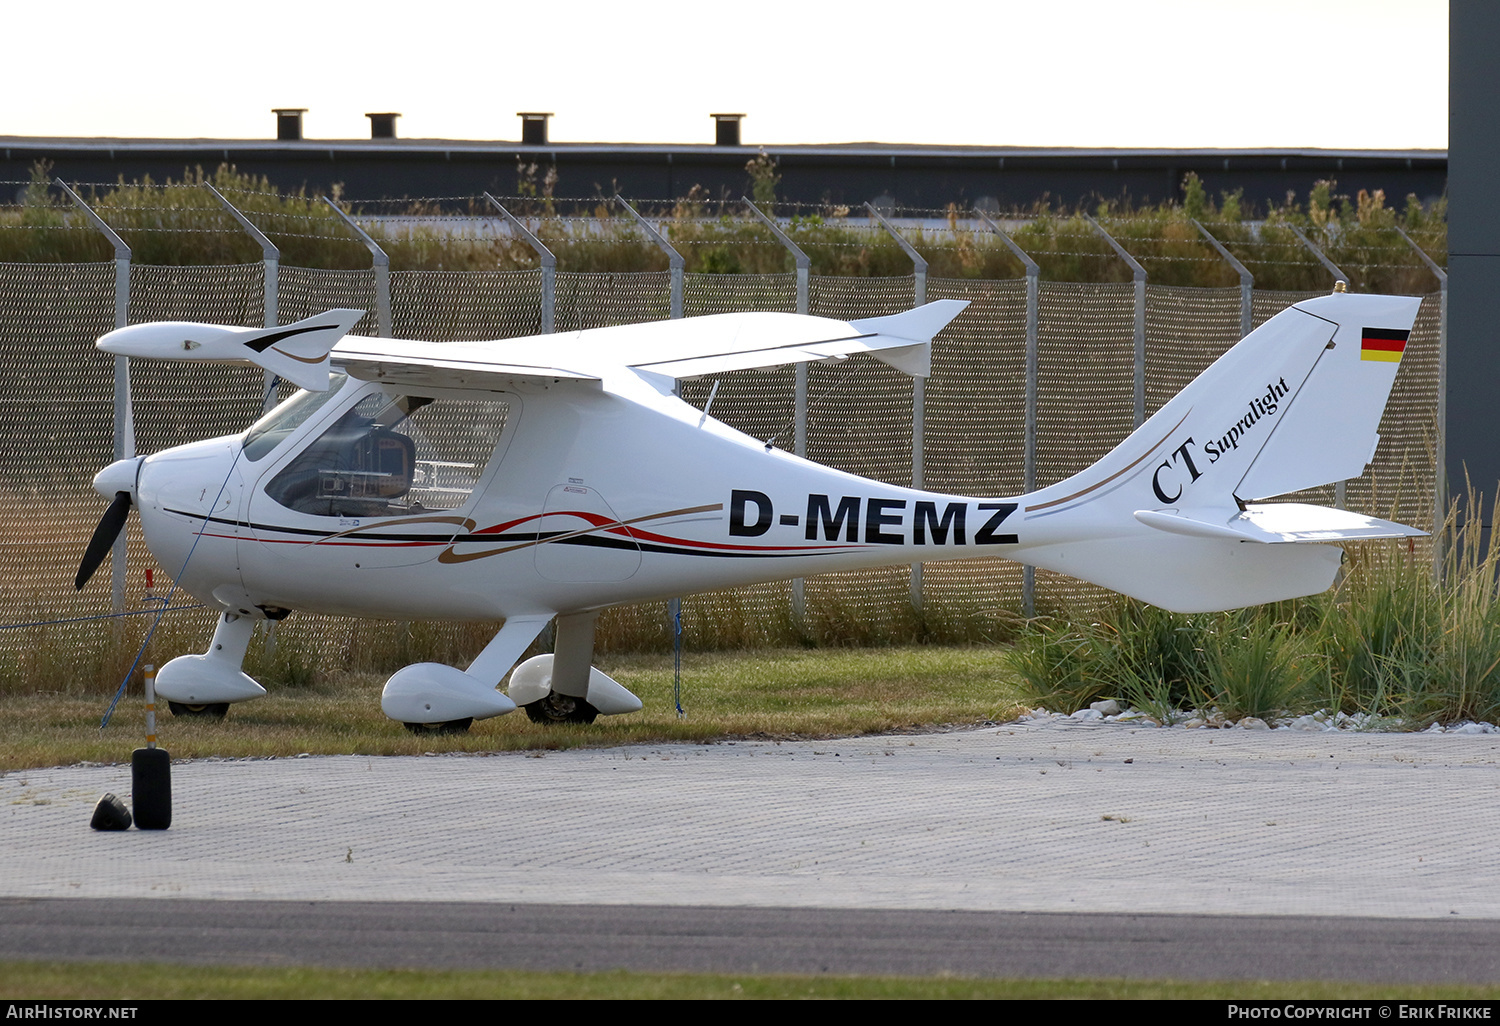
[242,373,350,462]
[264,391,511,517]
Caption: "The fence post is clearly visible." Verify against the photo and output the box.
[485,193,556,334]
[1192,218,1254,339]
[57,178,131,613]
[1396,224,1449,575]
[744,197,812,621]
[1289,225,1350,288]
[742,196,810,315]
[977,211,1040,617]
[1289,225,1350,507]
[615,196,682,319]
[615,195,686,634]
[1087,216,1147,428]
[865,203,929,611]
[207,183,281,410]
[322,197,391,336]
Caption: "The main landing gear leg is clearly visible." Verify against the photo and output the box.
[507,611,642,724]
[523,611,600,725]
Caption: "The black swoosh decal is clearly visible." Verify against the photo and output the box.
[244,322,341,354]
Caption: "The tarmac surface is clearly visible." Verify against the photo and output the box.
[5,717,1500,918]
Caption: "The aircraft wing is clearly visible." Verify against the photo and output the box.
[97,310,365,391]
[332,337,601,391]
[559,300,968,380]
[93,301,966,393]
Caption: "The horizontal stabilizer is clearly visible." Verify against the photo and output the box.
[97,310,365,391]
[1135,503,1427,544]
[1235,502,1428,542]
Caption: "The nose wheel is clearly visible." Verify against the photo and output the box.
[523,692,599,725]
[402,718,474,735]
[167,701,230,720]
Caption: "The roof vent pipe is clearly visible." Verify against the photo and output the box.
[366,112,400,139]
[518,112,552,145]
[712,113,744,146]
[273,108,307,141]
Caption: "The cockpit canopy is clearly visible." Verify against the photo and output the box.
[253,383,512,518]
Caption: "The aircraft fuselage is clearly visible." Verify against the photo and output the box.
[132,368,1031,624]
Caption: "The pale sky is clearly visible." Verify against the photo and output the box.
[7,0,1448,150]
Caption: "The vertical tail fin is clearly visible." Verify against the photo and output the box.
[1233,293,1419,500]
[1016,292,1425,612]
[1026,292,1422,521]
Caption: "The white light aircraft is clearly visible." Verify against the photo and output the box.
[78,292,1424,732]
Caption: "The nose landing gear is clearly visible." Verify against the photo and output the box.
[402,718,474,735]
[167,701,230,720]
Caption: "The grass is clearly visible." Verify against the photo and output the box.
[1012,491,1500,727]
[1013,596,1349,725]
[0,646,1025,771]
[5,961,1498,1000]
[0,581,1025,699]
[1194,615,1321,722]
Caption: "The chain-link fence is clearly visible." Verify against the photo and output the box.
[0,254,1444,687]
[392,268,544,341]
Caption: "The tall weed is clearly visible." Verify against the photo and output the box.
[1191,613,1322,722]
[3,163,1446,290]
[1015,490,1500,730]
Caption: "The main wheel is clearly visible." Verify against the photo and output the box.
[402,718,474,735]
[168,701,229,720]
[523,691,599,725]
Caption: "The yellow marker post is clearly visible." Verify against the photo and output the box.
[144,663,156,749]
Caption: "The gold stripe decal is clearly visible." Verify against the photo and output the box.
[437,503,725,564]
[270,345,334,364]
[1024,408,1192,513]
[311,515,475,545]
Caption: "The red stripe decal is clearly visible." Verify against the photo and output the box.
[1361,328,1409,353]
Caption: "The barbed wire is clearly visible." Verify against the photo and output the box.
[0,229,1440,269]
[0,184,1447,272]
[29,182,1449,218]
[20,194,1450,240]
[88,226,248,235]
[86,204,236,214]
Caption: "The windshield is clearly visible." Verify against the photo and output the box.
[242,373,349,462]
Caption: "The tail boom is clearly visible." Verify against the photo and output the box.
[1018,535,1344,613]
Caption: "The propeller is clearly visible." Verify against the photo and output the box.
[78,354,140,592]
[76,491,132,590]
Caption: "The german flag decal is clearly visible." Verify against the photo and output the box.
[1360,327,1409,363]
